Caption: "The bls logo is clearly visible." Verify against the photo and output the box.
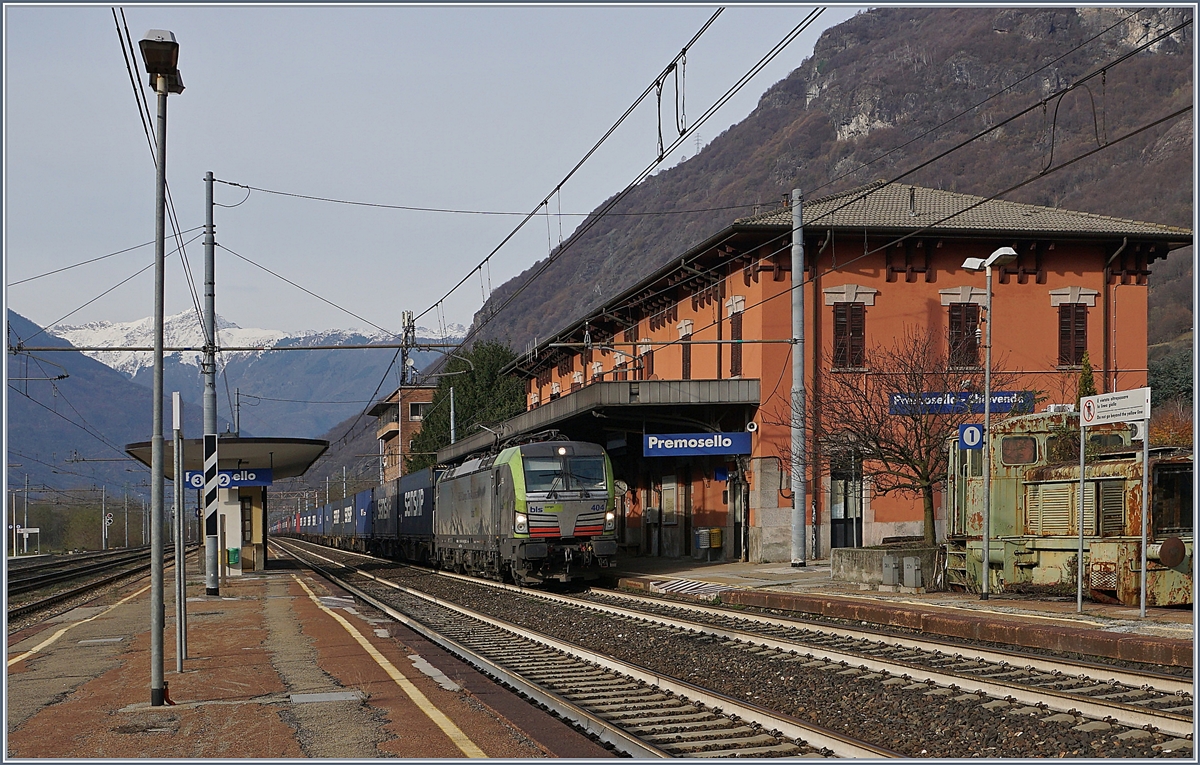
[403,488,424,518]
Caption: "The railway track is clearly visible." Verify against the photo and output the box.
[274,539,1195,757]
[7,545,193,621]
[274,538,898,758]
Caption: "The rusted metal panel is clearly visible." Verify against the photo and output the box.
[947,411,1192,604]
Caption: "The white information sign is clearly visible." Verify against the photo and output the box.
[1079,387,1150,427]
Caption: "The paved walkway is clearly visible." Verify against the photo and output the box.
[610,556,1194,663]
[7,558,612,758]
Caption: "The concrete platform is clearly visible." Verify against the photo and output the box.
[609,555,1194,668]
[6,557,613,759]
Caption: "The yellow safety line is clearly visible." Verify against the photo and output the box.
[7,584,153,667]
[291,575,487,758]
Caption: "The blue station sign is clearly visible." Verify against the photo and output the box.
[889,391,1034,416]
[185,469,274,489]
[644,433,752,457]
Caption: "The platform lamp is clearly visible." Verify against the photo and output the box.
[961,246,1017,601]
[138,28,184,708]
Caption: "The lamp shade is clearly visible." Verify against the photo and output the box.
[139,30,180,75]
[986,246,1018,267]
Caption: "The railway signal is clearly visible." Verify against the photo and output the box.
[105,513,114,526]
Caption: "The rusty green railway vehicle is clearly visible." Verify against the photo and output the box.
[946,411,1193,606]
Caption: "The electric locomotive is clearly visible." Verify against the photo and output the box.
[285,439,618,585]
[435,440,617,584]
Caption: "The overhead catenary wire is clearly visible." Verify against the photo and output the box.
[805,6,1152,199]
[412,8,731,327]
[589,103,1195,373]
[477,10,1188,364]
[446,8,829,352]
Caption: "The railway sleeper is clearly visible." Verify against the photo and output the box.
[562,685,648,701]
[643,724,759,744]
[603,709,712,726]
[624,716,740,734]
[600,705,700,724]
[521,667,612,681]
[687,742,808,758]
[663,735,799,755]
[643,724,753,743]
[586,695,678,713]
[548,677,634,691]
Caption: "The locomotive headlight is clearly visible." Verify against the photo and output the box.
[604,511,615,531]
[515,513,528,533]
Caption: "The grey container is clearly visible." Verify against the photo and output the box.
[882,554,900,585]
[902,556,923,588]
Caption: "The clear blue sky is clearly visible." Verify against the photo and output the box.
[4,4,860,336]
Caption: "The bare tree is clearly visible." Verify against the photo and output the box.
[806,326,1015,545]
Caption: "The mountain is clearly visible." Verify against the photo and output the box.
[468,7,1192,355]
[50,313,465,438]
[6,310,216,493]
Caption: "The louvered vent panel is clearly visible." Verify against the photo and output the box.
[1023,485,1039,534]
[1040,484,1073,535]
[1099,481,1125,537]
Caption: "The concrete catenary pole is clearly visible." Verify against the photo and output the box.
[203,170,220,596]
[790,188,807,567]
[149,72,169,708]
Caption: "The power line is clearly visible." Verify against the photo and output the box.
[211,180,759,218]
[16,232,205,345]
[6,227,203,287]
[216,243,398,338]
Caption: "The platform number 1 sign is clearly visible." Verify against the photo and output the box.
[957,423,983,450]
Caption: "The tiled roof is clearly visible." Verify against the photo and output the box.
[736,181,1192,240]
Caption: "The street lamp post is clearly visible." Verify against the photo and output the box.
[961,246,1017,601]
[139,28,184,709]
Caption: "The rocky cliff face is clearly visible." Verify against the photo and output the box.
[471,7,1192,353]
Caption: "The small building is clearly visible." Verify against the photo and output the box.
[438,182,1189,563]
[127,436,327,573]
[369,384,437,482]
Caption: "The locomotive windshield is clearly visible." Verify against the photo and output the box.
[524,456,607,492]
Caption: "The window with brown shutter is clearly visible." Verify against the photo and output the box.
[681,334,692,380]
[729,312,743,377]
[833,303,866,368]
[1058,304,1087,366]
[643,347,654,379]
[948,303,981,368]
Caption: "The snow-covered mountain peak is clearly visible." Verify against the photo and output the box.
[49,313,466,379]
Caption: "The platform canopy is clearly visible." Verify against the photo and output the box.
[125,436,329,480]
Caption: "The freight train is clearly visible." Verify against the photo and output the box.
[946,411,1193,606]
[276,440,618,585]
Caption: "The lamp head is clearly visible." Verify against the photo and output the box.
[962,246,1018,272]
[986,246,1018,268]
[139,30,184,94]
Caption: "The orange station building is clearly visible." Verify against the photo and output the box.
[436,182,1191,563]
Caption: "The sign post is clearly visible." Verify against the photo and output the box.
[1078,387,1151,615]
